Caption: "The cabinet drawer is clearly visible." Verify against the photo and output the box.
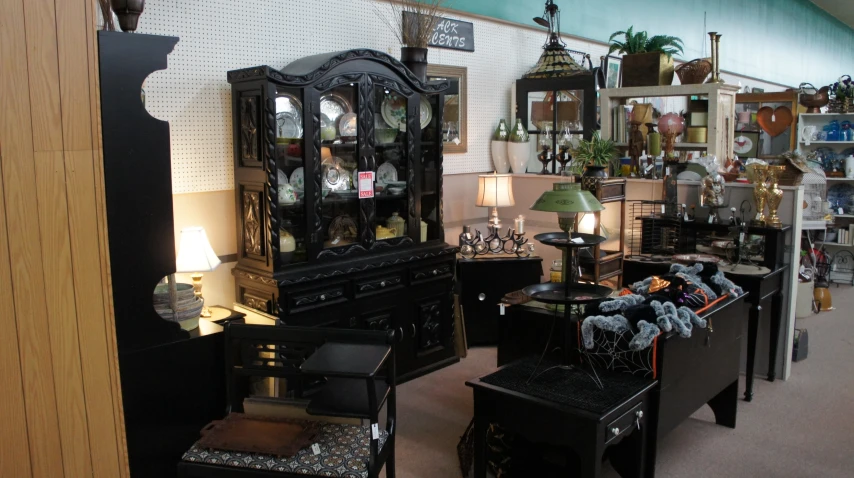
[410,261,454,284]
[354,272,404,298]
[604,401,644,445]
[286,282,348,313]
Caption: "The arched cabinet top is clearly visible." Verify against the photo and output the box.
[227,49,449,94]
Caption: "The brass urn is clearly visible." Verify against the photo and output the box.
[751,164,769,226]
[766,165,786,228]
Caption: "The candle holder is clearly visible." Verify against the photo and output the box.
[459,226,533,258]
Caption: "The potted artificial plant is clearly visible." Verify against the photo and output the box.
[572,131,618,190]
[379,0,448,82]
[608,27,684,87]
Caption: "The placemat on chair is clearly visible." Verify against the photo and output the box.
[197,413,320,457]
[480,358,653,415]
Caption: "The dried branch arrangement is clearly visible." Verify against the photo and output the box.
[376,0,451,48]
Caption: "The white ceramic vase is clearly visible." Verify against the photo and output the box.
[507,142,530,173]
[491,141,510,173]
[846,154,854,178]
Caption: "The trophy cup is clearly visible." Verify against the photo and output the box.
[766,165,786,228]
[750,164,769,226]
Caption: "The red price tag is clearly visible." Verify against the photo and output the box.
[358,171,375,199]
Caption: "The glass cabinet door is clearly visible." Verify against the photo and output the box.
[526,90,584,174]
[373,85,410,242]
[420,92,442,243]
[274,86,307,265]
[318,83,360,250]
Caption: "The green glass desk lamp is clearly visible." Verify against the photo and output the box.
[530,182,604,281]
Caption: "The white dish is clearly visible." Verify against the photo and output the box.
[289,167,305,190]
[676,171,702,181]
[381,94,432,130]
[338,112,358,137]
[320,93,352,125]
[277,169,288,185]
[377,163,398,184]
[323,161,349,191]
[275,94,303,139]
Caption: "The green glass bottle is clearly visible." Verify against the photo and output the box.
[509,118,530,143]
[492,119,509,141]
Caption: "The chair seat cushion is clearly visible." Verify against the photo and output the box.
[181,422,388,477]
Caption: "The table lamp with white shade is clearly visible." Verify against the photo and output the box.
[475,173,515,230]
[176,226,221,318]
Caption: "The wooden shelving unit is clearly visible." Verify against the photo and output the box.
[600,83,740,162]
[578,178,626,287]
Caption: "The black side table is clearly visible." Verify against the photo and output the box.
[467,359,656,478]
[457,255,543,345]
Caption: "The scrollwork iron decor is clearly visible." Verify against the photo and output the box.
[459,226,534,259]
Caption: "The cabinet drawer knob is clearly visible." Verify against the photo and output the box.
[380,281,386,288]
[636,410,644,419]
[611,427,620,436]
[478,293,486,301]
[320,294,326,301]
[432,269,438,275]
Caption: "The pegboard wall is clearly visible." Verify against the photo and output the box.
[137,0,782,194]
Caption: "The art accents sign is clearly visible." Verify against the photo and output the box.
[403,12,475,52]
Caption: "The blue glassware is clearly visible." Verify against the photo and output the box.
[827,120,840,141]
[843,121,853,141]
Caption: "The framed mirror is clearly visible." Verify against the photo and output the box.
[427,64,467,154]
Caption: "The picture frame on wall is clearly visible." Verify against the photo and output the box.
[601,55,622,89]
[734,131,760,158]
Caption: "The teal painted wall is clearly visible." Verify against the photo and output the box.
[452,0,853,87]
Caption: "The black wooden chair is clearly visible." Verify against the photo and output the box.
[178,323,396,478]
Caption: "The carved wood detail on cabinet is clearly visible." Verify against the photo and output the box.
[240,95,259,165]
[243,293,271,314]
[242,189,263,257]
[417,300,442,352]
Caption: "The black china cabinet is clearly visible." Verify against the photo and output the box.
[227,50,458,381]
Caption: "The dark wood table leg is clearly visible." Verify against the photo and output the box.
[744,302,760,402]
[473,406,488,478]
[767,291,784,382]
[708,379,738,428]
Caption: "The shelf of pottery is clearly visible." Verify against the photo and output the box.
[600,84,741,164]
[798,113,854,234]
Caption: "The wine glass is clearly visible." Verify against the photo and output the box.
[538,122,554,174]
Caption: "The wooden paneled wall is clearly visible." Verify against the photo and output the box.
[0,0,128,477]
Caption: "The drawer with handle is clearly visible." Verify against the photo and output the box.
[410,261,454,284]
[604,401,644,446]
[285,282,348,313]
[354,272,404,298]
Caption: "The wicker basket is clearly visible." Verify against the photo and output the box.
[771,159,806,186]
[676,58,712,85]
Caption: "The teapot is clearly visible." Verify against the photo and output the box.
[376,225,397,240]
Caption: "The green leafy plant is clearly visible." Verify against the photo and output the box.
[608,26,684,58]
[571,131,618,172]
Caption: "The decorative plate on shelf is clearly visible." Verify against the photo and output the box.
[323,159,350,191]
[277,169,288,185]
[338,112,358,137]
[328,215,358,244]
[381,94,432,130]
[828,182,854,211]
[376,162,398,184]
[289,167,305,191]
[320,92,352,125]
[276,111,302,139]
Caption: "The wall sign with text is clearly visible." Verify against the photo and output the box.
[403,12,475,52]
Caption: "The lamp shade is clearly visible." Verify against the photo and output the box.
[176,227,221,273]
[530,182,604,213]
[476,174,515,207]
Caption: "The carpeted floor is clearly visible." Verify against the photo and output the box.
[385,286,854,477]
